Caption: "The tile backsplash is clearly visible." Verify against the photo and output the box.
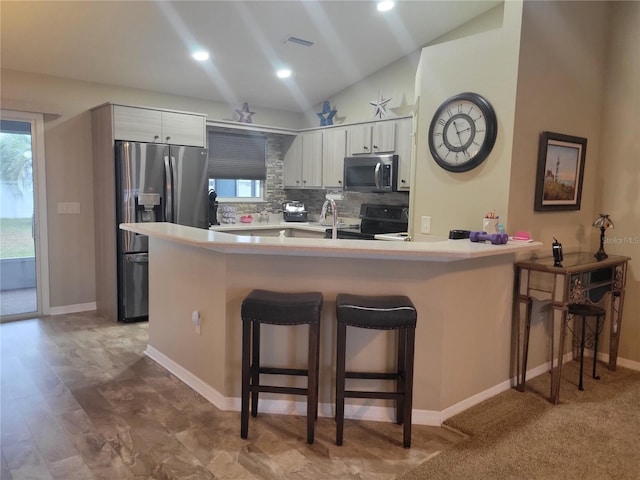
[220,133,410,220]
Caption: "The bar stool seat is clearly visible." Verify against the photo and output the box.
[241,289,323,444]
[335,294,417,448]
[567,303,606,391]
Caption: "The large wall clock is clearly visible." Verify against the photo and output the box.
[428,92,498,172]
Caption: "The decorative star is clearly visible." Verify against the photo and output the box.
[316,100,337,126]
[235,102,255,123]
[369,91,391,119]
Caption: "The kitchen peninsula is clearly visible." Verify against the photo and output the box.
[122,221,542,424]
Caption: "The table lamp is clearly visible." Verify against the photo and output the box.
[593,214,614,261]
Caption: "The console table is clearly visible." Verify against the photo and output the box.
[513,253,630,404]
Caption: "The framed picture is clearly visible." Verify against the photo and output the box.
[534,131,587,211]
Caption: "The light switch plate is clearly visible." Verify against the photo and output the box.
[421,216,431,234]
[57,202,80,214]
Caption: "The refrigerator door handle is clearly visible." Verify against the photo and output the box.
[164,154,174,223]
[125,253,149,263]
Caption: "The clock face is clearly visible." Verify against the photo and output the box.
[428,92,498,172]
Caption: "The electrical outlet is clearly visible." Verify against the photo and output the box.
[421,216,431,234]
[57,202,80,214]
[192,310,201,335]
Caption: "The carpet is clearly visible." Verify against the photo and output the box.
[400,362,640,480]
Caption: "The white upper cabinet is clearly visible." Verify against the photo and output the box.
[322,127,347,188]
[348,121,396,155]
[348,123,372,155]
[113,105,206,147]
[284,131,323,188]
[160,111,206,147]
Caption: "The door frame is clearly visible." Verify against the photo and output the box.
[1,109,50,320]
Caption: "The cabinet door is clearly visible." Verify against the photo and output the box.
[113,105,162,142]
[395,118,413,191]
[301,131,323,188]
[283,135,303,188]
[348,124,372,155]
[322,128,347,188]
[161,111,206,147]
[372,122,396,153]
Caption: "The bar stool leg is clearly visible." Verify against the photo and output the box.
[592,315,603,380]
[396,328,406,425]
[306,322,319,444]
[241,320,251,439]
[251,322,260,417]
[403,327,415,448]
[315,321,321,421]
[578,316,586,391]
[336,322,347,446]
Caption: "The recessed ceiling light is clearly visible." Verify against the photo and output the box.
[192,50,210,62]
[377,1,395,12]
[276,69,292,79]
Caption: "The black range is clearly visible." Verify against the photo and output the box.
[325,203,408,240]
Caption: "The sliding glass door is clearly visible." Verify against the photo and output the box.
[0,111,49,321]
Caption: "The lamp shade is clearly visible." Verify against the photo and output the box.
[593,214,614,229]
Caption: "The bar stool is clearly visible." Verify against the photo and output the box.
[335,294,417,448]
[567,303,606,391]
[240,289,323,444]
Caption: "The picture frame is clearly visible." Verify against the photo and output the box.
[534,131,587,212]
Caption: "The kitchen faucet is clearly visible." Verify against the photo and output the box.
[320,198,338,240]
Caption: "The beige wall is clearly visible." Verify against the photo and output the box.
[596,1,640,365]
[411,0,523,239]
[412,0,640,370]
[1,0,637,370]
[302,3,506,128]
[147,236,520,413]
[0,70,303,309]
[508,1,610,253]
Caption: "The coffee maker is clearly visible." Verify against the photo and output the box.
[208,190,220,226]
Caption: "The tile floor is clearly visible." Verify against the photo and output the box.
[0,311,464,479]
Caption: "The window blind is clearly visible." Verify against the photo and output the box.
[207,130,266,180]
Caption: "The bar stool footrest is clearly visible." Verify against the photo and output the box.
[346,371,400,380]
[344,390,404,400]
[257,367,308,376]
[251,385,308,396]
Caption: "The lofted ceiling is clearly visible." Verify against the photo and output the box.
[1,0,501,113]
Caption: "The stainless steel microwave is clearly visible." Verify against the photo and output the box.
[343,154,398,193]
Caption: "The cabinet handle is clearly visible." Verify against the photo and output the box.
[154,135,160,140]
[166,136,171,142]
[373,145,379,149]
[338,180,342,184]
[363,146,369,150]
[401,179,406,184]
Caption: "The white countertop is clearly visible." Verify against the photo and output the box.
[121,222,543,262]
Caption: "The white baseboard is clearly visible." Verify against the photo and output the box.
[145,344,443,425]
[145,345,640,428]
[49,302,96,316]
[145,345,233,410]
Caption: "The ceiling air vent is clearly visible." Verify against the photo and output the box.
[282,35,314,47]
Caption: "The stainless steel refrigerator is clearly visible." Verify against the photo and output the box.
[115,141,208,322]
